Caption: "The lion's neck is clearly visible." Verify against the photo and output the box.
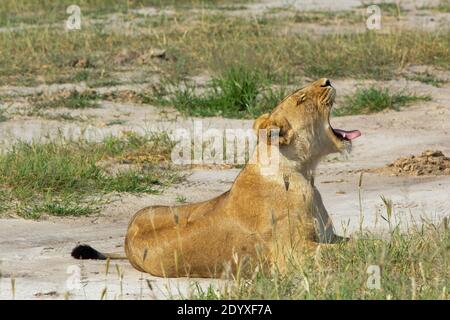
[278,151,319,185]
[249,143,321,184]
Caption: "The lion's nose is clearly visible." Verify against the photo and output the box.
[321,78,331,87]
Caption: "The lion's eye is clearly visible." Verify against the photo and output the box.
[297,93,306,104]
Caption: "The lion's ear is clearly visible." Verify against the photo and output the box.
[253,113,270,132]
[253,113,293,145]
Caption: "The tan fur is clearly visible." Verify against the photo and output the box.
[125,78,350,278]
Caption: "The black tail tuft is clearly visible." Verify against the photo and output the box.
[71,245,106,260]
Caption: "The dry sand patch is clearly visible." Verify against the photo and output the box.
[372,150,450,176]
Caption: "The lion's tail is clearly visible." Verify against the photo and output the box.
[71,245,127,260]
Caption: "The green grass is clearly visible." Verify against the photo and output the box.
[0,1,116,27]
[154,66,287,118]
[0,0,103,23]
[190,221,448,299]
[360,1,403,17]
[293,10,364,25]
[158,73,433,119]
[47,112,84,122]
[436,0,450,12]
[421,0,450,13]
[298,32,448,80]
[162,17,450,81]
[102,170,163,193]
[0,13,449,87]
[0,133,178,218]
[33,90,100,109]
[406,73,447,87]
[0,190,9,214]
[334,87,432,116]
[0,0,247,27]
[25,109,86,122]
[52,69,122,88]
[106,119,127,126]
[0,108,8,122]
[70,70,91,82]
[87,78,122,88]
[24,198,100,218]
[176,194,187,203]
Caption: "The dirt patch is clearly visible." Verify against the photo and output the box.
[374,150,450,176]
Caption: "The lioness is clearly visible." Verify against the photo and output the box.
[72,78,361,278]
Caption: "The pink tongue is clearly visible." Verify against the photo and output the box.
[334,129,361,140]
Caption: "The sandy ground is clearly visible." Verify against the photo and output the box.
[0,0,449,300]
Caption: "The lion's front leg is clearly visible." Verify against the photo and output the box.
[311,186,345,243]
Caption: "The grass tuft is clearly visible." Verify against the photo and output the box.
[421,0,450,13]
[293,10,364,25]
[436,0,450,12]
[34,90,100,110]
[0,108,8,122]
[29,199,99,218]
[190,221,449,300]
[0,132,177,218]
[155,66,287,118]
[406,73,447,87]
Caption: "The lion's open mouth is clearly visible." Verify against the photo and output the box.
[332,128,361,141]
[328,117,361,141]
[324,83,361,141]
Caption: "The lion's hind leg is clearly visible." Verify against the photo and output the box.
[125,204,203,276]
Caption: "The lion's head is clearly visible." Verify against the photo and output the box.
[253,78,361,164]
